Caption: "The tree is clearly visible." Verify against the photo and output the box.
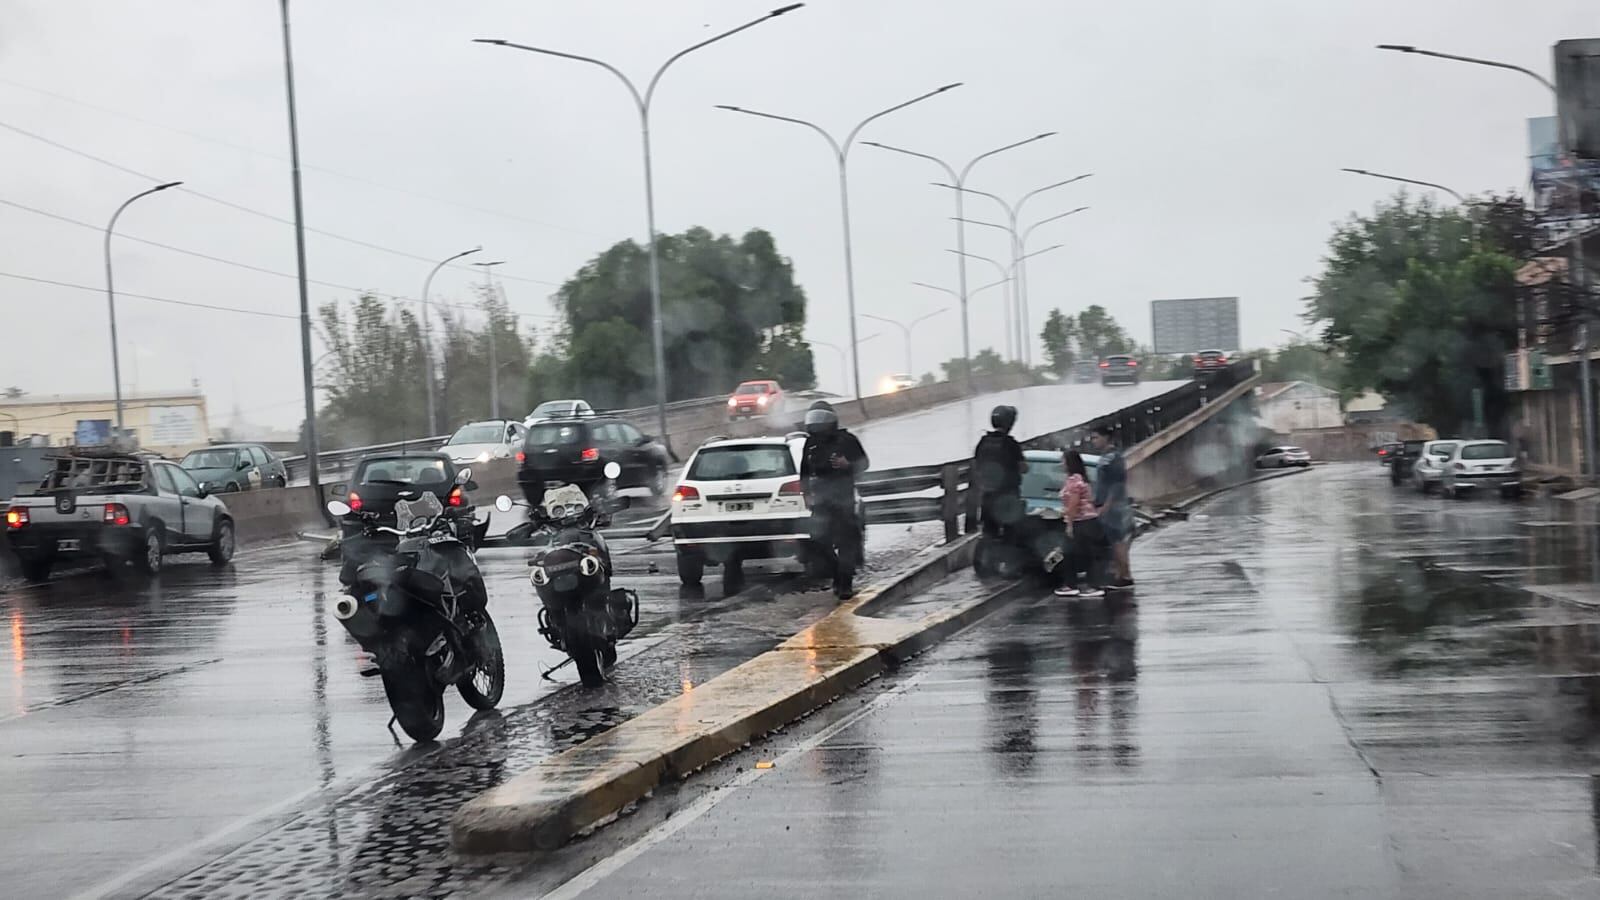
[554,226,813,405]
[1075,305,1134,360]
[314,294,430,446]
[2,387,22,400]
[1306,193,1529,434]
[939,347,1027,382]
[437,284,533,427]
[1040,309,1081,374]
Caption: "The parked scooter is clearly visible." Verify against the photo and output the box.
[326,468,505,742]
[495,461,638,687]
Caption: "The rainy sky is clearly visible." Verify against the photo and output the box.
[1,0,1593,426]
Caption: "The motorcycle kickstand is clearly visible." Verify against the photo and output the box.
[540,656,575,681]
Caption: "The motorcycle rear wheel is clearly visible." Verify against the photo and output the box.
[456,613,505,710]
[381,664,445,742]
[568,630,607,688]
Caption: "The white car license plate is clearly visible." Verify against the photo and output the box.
[722,501,754,513]
[57,539,80,552]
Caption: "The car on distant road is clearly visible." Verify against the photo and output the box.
[1255,446,1312,468]
[1377,442,1402,466]
[882,374,918,393]
[179,443,288,491]
[518,415,670,497]
[1411,440,1459,493]
[1193,349,1229,376]
[1437,440,1522,499]
[5,450,235,580]
[441,419,526,465]
[1099,355,1141,386]
[524,399,595,426]
[727,380,786,420]
[1388,439,1426,485]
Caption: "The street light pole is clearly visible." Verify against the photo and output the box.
[717,84,964,410]
[1378,42,1595,475]
[1339,168,1465,202]
[278,0,320,493]
[473,260,507,420]
[421,246,482,436]
[103,180,181,435]
[807,334,880,396]
[476,4,802,453]
[861,309,949,375]
[863,134,1058,389]
[947,251,1013,358]
[957,205,1090,360]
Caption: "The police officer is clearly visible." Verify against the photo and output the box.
[800,400,869,598]
[973,404,1027,547]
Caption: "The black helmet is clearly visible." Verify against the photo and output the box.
[990,404,1018,433]
[808,399,835,413]
[804,404,839,435]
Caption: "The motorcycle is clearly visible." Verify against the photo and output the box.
[494,461,638,688]
[325,468,505,742]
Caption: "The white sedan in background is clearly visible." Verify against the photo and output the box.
[1255,446,1311,468]
[441,419,525,465]
[1438,439,1522,499]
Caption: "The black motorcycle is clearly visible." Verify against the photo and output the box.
[326,471,505,742]
[494,462,638,688]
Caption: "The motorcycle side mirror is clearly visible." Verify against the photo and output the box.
[494,495,514,513]
[466,480,480,492]
[326,500,352,517]
[456,467,473,485]
[603,461,622,480]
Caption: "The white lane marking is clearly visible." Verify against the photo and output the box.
[539,670,930,900]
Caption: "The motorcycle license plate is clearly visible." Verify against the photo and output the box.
[56,539,80,552]
[723,501,754,513]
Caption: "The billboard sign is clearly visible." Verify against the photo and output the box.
[74,419,111,446]
[1529,115,1600,239]
[147,405,204,446]
[1151,297,1240,355]
[1554,39,1600,161]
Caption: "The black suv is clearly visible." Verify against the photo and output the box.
[517,416,671,497]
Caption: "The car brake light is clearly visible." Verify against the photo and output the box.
[447,486,464,508]
[1127,359,1139,367]
[103,503,131,526]
[348,492,363,512]
[4,507,27,529]
[778,480,804,496]
[515,450,526,465]
[674,485,700,502]
[1099,361,1110,368]
[580,447,600,462]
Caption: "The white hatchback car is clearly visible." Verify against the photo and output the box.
[670,434,863,588]
[1438,439,1522,499]
[1411,440,1460,493]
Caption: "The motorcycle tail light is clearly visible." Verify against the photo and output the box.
[581,447,600,462]
[778,479,804,496]
[447,486,464,508]
[4,507,27,529]
[674,485,700,502]
[348,492,363,512]
[103,503,131,526]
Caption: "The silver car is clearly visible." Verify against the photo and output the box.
[1411,440,1459,493]
[1256,446,1311,468]
[1438,439,1521,499]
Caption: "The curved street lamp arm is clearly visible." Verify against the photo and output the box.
[1340,168,1465,202]
[910,307,949,329]
[423,246,483,299]
[861,142,958,182]
[1015,173,1093,218]
[970,278,1007,297]
[108,181,183,233]
[948,248,1007,278]
[715,105,841,157]
[1021,207,1089,245]
[645,5,804,106]
[911,281,959,298]
[959,132,1056,182]
[1018,243,1064,266]
[934,182,1015,219]
[1376,45,1556,93]
[841,83,963,158]
[474,40,646,110]
[952,216,1012,235]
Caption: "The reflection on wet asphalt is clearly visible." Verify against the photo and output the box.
[0,512,941,899]
[549,465,1600,899]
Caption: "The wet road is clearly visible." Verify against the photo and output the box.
[520,464,1600,899]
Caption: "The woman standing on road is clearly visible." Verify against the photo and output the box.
[1055,449,1106,599]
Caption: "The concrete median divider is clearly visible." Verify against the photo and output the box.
[217,485,328,548]
[449,531,1029,854]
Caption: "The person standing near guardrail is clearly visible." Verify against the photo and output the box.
[1089,425,1134,591]
[974,405,1027,552]
[800,400,869,599]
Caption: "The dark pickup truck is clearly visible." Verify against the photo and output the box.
[1388,439,1427,485]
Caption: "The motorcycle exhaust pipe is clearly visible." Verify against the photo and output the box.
[331,593,382,641]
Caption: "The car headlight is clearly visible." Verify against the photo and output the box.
[476,451,492,463]
[728,397,737,407]
[530,566,550,587]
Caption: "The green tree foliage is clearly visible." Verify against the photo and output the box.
[1307,193,1531,434]
[314,294,430,446]
[553,227,813,405]
[1038,304,1133,374]
[1040,309,1081,374]
[437,284,533,427]
[939,348,1029,382]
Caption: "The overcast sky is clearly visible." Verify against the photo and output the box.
[1,0,1594,428]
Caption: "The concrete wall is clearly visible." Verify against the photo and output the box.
[1126,376,1267,505]
[1284,423,1436,461]
[216,485,327,548]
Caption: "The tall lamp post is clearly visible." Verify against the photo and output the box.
[1377,42,1594,474]
[278,0,320,493]
[472,260,507,420]
[808,333,880,396]
[716,83,964,408]
[421,246,482,436]
[104,181,182,434]
[1339,167,1465,202]
[476,4,803,452]
[935,176,1092,367]
[957,204,1090,362]
[861,309,949,376]
[863,134,1057,388]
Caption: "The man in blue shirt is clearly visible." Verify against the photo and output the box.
[1089,425,1134,590]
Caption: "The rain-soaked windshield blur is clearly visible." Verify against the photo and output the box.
[8,3,1600,898]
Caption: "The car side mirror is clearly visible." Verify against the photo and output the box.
[456,467,473,485]
[197,483,212,498]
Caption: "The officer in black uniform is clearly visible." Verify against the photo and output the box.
[799,400,870,598]
[973,404,1027,546]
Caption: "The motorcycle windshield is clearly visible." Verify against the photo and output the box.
[395,492,444,531]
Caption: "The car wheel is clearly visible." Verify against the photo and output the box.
[676,547,704,587]
[649,465,668,498]
[225,482,240,493]
[136,529,164,574]
[208,519,236,566]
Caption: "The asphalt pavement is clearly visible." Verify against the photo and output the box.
[513,464,1600,899]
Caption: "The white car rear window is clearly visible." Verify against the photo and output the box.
[688,446,795,481]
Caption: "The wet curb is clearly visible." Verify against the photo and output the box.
[449,532,1026,854]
